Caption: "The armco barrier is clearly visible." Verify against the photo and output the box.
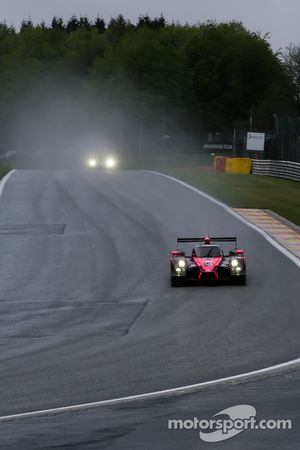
[252,160,300,182]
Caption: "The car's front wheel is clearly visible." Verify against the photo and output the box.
[170,277,185,287]
[234,275,246,285]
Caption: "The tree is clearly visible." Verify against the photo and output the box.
[20,18,33,32]
[282,44,300,115]
[66,16,79,33]
[51,17,64,30]
[0,14,295,151]
[78,16,91,30]
[107,15,133,42]
[182,21,289,129]
[94,17,106,33]
[137,14,166,31]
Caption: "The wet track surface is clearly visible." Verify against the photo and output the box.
[0,170,299,448]
[1,369,299,450]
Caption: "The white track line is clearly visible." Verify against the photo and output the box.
[148,171,300,268]
[0,169,299,423]
[0,169,16,197]
[0,357,299,422]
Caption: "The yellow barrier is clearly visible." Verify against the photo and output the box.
[225,158,252,174]
[225,158,232,173]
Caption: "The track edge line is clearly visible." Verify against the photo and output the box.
[147,170,300,268]
[0,357,299,422]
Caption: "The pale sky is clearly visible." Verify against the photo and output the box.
[1,0,299,50]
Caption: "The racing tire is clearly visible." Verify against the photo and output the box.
[235,276,246,285]
[171,277,185,287]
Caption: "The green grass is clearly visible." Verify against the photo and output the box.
[163,167,300,226]
[0,164,11,179]
[138,152,216,169]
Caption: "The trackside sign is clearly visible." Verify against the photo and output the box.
[246,132,265,151]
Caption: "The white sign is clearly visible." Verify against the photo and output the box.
[246,132,265,151]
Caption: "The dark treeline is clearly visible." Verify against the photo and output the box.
[0,14,296,157]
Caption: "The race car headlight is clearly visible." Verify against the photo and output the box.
[230,258,242,273]
[87,158,97,168]
[178,259,186,268]
[105,157,117,169]
[231,258,239,267]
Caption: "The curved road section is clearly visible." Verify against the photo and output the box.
[0,170,299,448]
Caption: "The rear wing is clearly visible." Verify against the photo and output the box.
[177,237,237,248]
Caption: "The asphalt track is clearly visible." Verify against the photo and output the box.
[0,169,299,448]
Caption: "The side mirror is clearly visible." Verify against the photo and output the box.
[171,250,185,257]
[229,249,244,257]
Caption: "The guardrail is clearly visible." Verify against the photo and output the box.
[252,159,300,182]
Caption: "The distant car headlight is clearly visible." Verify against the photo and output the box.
[105,157,117,169]
[87,158,97,168]
[178,259,186,268]
[236,266,242,272]
[231,258,239,267]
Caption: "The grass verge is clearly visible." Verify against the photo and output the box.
[0,164,11,180]
[162,167,300,226]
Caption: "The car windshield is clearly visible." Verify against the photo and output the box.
[195,246,222,257]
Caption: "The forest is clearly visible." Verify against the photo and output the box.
[0,15,298,157]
